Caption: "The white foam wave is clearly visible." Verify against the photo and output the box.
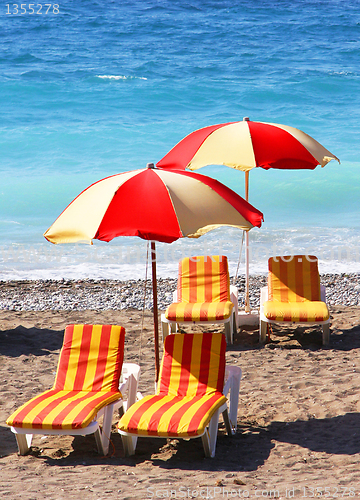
[0,220,23,225]
[1,239,359,281]
[96,75,147,80]
[1,226,359,280]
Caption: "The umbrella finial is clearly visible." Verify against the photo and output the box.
[147,163,155,169]
[243,117,250,121]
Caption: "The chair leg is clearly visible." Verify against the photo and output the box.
[201,429,211,457]
[15,433,32,455]
[94,404,115,455]
[322,323,330,345]
[121,434,138,456]
[224,321,232,344]
[232,310,237,339]
[222,408,232,436]
[259,319,267,344]
[201,409,220,458]
[228,313,235,344]
[94,428,105,455]
[228,376,240,433]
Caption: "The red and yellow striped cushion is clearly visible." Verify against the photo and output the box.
[165,255,233,322]
[263,256,329,323]
[177,256,231,303]
[118,333,227,438]
[158,333,226,397]
[263,301,329,323]
[118,394,226,437]
[165,301,234,322]
[6,390,121,430]
[268,255,321,302]
[7,324,125,430]
[54,324,124,392]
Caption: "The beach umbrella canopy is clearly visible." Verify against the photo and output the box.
[156,118,340,311]
[44,164,263,380]
[156,118,340,173]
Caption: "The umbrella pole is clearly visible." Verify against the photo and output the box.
[245,171,250,313]
[151,241,160,383]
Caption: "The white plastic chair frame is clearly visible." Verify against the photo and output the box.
[259,286,330,345]
[119,365,241,459]
[10,363,141,456]
[161,286,239,345]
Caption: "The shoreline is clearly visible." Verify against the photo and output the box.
[0,272,359,312]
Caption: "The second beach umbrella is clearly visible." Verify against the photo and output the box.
[157,118,340,312]
[44,164,263,381]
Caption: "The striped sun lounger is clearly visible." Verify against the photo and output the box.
[118,332,241,458]
[161,256,238,344]
[7,324,140,455]
[259,255,330,345]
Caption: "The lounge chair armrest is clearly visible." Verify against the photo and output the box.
[259,286,269,326]
[320,284,326,302]
[224,366,242,396]
[120,363,141,410]
[230,285,238,300]
[260,287,268,317]
[230,285,238,308]
[260,286,268,303]
[173,290,178,302]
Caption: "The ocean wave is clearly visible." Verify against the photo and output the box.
[95,75,147,81]
[0,220,23,226]
[328,70,359,78]
[1,254,360,281]
[1,224,359,279]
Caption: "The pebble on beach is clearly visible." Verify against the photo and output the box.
[0,273,359,312]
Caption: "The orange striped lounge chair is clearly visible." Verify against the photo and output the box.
[6,324,141,456]
[161,256,238,344]
[118,332,242,458]
[259,256,330,345]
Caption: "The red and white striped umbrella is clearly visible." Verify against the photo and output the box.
[44,165,263,245]
[157,118,340,313]
[44,165,263,379]
[156,119,340,173]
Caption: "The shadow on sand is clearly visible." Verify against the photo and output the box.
[227,321,360,352]
[10,412,358,474]
[0,326,64,357]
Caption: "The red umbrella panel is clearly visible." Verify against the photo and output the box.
[44,165,263,380]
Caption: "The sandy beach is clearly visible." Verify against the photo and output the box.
[2,0,360,498]
[1,279,360,500]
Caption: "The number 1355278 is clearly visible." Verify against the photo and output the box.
[6,4,59,14]
[303,487,356,497]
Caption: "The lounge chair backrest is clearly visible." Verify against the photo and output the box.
[177,255,230,303]
[268,255,321,302]
[158,333,226,398]
[54,324,125,392]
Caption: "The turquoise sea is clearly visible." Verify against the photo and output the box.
[1,0,359,279]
